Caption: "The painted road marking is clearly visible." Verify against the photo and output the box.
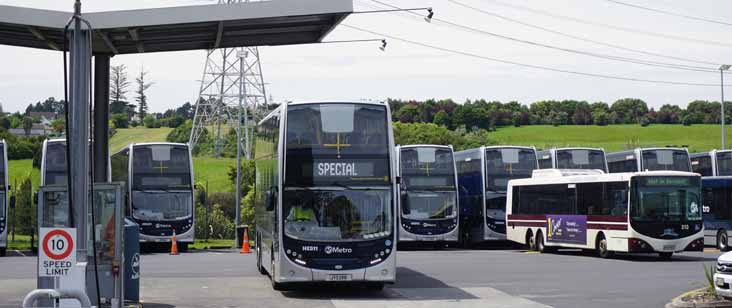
[332,287,551,308]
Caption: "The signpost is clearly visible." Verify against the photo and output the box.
[39,227,76,277]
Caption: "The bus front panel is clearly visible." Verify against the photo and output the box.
[483,147,536,240]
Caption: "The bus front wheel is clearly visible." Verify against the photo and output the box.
[256,235,266,275]
[0,247,5,257]
[596,234,613,259]
[536,231,552,253]
[718,230,730,251]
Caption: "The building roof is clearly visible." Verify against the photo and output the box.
[0,0,352,54]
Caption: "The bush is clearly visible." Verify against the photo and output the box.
[167,119,194,143]
[640,116,650,127]
[143,115,157,128]
[682,115,693,126]
[15,177,35,236]
[195,203,234,240]
[110,113,128,129]
[593,111,609,126]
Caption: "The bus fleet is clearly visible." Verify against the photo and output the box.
[1,101,726,290]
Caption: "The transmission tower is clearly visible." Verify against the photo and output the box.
[189,0,268,158]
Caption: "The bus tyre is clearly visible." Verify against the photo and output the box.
[596,234,613,259]
[536,232,549,253]
[659,252,673,260]
[718,230,730,252]
[526,230,536,251]
[256,236,266,275]
[179,243,189,253]
[0,247,5,257]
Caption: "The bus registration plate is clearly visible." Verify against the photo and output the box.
[663,244,675,251]
[327,274,352,281]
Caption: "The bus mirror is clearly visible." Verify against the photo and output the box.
[9,195,15,208]
[266,190,276,211]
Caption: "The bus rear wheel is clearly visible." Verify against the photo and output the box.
[596,234,613,259]
[719,230,730,251]
[526,230,536,251]
[0,247,5,257]
[536,231,552,253]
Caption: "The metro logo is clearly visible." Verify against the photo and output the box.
[317,163,358,177]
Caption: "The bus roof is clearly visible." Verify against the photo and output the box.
[455,145,536,156]
[537,147,605,154]
[691,149,732,159]
[532,169,605,178]
[397,144,453,150]
[508,170,698,186]
[132,142,189,147]
[258,101,388,126]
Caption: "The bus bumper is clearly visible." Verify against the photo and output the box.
[399,226,458,243]
[483,226,506,241]
[278,252,397,283]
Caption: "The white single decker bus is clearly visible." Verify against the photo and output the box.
[506,169,704,259]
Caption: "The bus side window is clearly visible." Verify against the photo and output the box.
[606,182,628,216]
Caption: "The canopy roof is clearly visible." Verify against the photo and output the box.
[0,0,352,54]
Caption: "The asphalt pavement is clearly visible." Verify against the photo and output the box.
[0,247,723,308]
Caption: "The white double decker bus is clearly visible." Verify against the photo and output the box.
[506,169,704,259]
[254,101,398,290]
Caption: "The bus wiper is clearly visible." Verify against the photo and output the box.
[331,183,372,191]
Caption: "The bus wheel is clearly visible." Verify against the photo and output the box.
[718,230,730,251]
[596,234,613,259]
[179,243,189,253]
[658,252,673,260]
[0,247,5,257]
[536,231,549,253]
[526,230,536,251]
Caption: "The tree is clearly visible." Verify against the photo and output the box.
[432,110,450,127]
[110,64,130,106]
[110,113,129,129]
[22,116,33,136]
[143,115,158,128]
[0,117,10,130]
[593,111,609,126]
[573,102,593,125]
[135,66,153,120]
[51,119,65,133]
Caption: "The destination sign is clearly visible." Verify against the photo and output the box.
[642,177,694,187]
[314,161,374,178]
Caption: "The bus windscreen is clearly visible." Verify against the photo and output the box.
[631,176,701,223]
[641,150,691,172]
[44,142,67,185]
[485,148,536,192]
[718,152,732,176]
[556,149,606,170]
[131,145,193,221]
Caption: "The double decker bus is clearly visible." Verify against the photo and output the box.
[111,143,195,250]
[537,147,608,172]
[607,148,691,173]
[506,170,704,259]
[0,140,7,256]
[254,102,398,291]
[395,145,458,246]
[691,150,732,250]
[455,146,537,245]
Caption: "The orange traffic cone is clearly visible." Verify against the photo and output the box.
[170,229,179,255]
[240,227,251,254]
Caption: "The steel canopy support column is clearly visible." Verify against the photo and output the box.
[94,55,110,182]
[69,1,90,264]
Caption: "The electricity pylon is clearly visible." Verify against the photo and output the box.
[189,0,268,158]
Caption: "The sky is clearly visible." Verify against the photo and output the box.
[0,0,731,113]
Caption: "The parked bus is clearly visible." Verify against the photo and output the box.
[506,169,704,259]
[0,140,8,256]
[607,148,691,173]
[537,147,608,172]
[455,146,537,245]
[395,145,458,246]
[254,102,398,291]
[111,143,195,250]
[691,150,732,250]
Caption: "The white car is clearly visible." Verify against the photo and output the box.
[715,251,732,299]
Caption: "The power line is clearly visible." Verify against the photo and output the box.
[603,0,732,27]
[447,0,719,66]
[477,0,732,48]
[340,23,726,87]
[362,0,722,73]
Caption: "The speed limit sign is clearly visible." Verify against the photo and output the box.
[39,227,76,277]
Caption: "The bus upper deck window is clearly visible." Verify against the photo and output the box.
[416,148,436,163]
[150,145,171,161]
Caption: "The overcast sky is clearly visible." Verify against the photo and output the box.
[0,0,731,113]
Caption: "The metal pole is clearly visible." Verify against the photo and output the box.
[723,68,726,150]
[204,179,209,241]
[235,53,243,247]
[93,55,110,182]
[69,0,90,263]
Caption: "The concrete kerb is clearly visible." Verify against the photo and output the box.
[666,288,732,308]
